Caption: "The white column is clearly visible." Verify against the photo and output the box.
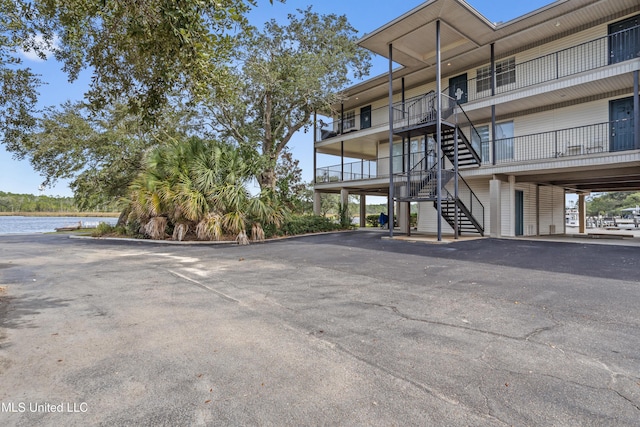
[489,178,502,238]
[397,202,409,234]
[313,191,321,216]
[340,189,349,220]
[508,175,516,237]
[578,193,586,234]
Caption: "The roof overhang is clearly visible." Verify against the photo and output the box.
[336,0,639,110]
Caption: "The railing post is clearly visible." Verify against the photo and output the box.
[436,20,442,241]
[554,130,558,158]
[340,141,344,181]
[454,125,459,239]
[388,42,395,238]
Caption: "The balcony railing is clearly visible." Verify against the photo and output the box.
[446,24,639,103]
[316,24,639,143]
[316,103,389,142]
[492,120,627,165]
[316,120,635,183]
[315,153,426,183]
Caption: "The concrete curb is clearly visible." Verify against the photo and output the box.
[68,229,353,245]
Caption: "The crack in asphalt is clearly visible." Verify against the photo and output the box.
[168,270,240,304]
[360,301,557,343]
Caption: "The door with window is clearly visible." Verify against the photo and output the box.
[610,97,634,152]
[515,190,524,236]
[360,105,371,129]
[449,74,468,104]
[609,14,640,64]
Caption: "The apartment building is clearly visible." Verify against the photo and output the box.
[313,0,640,238]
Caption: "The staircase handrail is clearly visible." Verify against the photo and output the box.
[455,103,483,160]
[393,91,437,127]
[408,149,437,173]
[456,172,485,230]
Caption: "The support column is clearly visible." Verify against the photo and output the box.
[340,141,344,182]
[340,189,349,212]
[359,195,366,228]
[313,191,321,216]
[578,193,586,234]
[634,70,639,149]
[340,189,350,226]
[436,19,442,242]
[388,43,395,237]
[397,201,409,234]
[491,43,496,166]
[490,177,502,238]
[508,175,516,237]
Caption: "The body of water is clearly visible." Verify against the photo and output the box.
[0,216,119,235]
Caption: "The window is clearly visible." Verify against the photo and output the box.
[476,57,516,93]
[392,141,403,173]
[495,121,514,161]
[471,125,490,163]
[342,111,355,132]
[360,105,371,129]
[496,58,516,87]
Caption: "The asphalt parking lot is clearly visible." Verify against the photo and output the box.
[1,231,639,426]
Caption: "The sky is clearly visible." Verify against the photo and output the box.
[0,0,555,197]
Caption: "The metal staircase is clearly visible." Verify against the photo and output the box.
[392,91,485,235]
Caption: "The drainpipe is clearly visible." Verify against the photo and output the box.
[388,43,395,238]
[436,20,442,241]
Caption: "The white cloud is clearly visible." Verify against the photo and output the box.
[19,34,59,62]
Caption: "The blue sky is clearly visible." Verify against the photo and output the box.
[1,0,554,197]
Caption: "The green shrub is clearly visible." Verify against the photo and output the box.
[366,214,380,227]
[264,215,344,238]
[91,222,128,237]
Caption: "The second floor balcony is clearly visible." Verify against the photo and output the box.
[315,120,638,184]
[316,23,640,143]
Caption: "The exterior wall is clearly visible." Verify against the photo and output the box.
[538,185,566,235]
[501,178,513,236]
[326,14,637,137]
[378,142,390,176]
[416,178,566,236]
[516,183,539,236]
[416,201,454,234]
[515,100,608,135]
[416,178,490,235]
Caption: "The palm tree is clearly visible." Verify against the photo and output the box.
[126,137,285,242]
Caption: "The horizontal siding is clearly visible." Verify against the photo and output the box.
[417,202,454,234]
[501,182,512,236]
[516,100,607,135]
[516,25,606,63]
[539,185,565,235]
[515,183,538,236]
[416,178,489,235]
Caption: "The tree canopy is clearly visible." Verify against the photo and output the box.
[1,2,371,223]
[20,1,277,115]
[586,191,640,216]
[210,6,371,190]
[16,101,197,210]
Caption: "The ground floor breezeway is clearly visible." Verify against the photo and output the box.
[313,167,640,239]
